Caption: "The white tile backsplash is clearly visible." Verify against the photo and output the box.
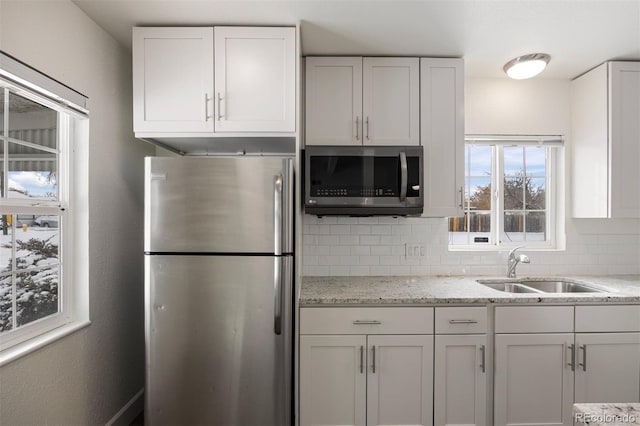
[302,215,640,276]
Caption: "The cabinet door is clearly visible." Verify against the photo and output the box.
[421,58,464,217]
[299,335,366,426]
[494,334,574,426]
[574,333,640,403]
[305,57,363,145]
[367,335,434,426]
[434,335,487,426]
[610,61,640,217]
[132,27,214,133]
[363,58,420,146]
[214,27,295,133]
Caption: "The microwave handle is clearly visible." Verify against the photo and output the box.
[399,151,408,201]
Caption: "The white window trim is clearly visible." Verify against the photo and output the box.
[449,135,565,252]
[0,75,90,366]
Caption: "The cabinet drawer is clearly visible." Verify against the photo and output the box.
[575,305,640,332]
[300,307,434,335]
[495,306,574,333]
[435,307,487,334]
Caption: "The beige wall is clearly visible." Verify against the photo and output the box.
[0,1,154,424]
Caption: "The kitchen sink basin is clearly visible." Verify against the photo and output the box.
[517,281,604,293]
[480,283,543,293]
[477,279,606,294]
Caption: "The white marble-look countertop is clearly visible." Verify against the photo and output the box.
[300,275,640,306]
[574,403,640,425]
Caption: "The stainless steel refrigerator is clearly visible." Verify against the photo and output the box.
[144,156,293,426]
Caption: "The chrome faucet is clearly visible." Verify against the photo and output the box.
[507,246,530,278]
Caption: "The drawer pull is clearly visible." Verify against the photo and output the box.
[449,319,478,324]
[353,320,382,325]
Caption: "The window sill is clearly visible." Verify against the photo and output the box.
[0,320,91,367]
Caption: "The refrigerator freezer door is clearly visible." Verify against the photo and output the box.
[145,254,292,426]
[145,156,293,254]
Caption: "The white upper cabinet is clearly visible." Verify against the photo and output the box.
[362,58,420,146]
[305,57,363,145]
[421,58,464,217]
[133,27,214,133]
[305,57,419,146]
[214,27,295,133]
[133,26,296,136]
[572,61,640,218]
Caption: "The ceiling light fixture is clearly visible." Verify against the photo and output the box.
[503,53,551,79]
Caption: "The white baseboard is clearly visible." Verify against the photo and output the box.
[106,388,144,426]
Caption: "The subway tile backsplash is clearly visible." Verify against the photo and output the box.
[302,215,640,276]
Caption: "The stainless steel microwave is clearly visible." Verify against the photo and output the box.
[304,145,424,215]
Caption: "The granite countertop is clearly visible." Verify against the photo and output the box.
[300,275,640,306]
[574,403,640,425]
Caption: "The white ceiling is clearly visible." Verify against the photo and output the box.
[73,0,640,79]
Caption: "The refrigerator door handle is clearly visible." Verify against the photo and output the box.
[273,256,283,335]
[274,174,283,256]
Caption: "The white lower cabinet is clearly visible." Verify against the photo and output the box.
[299,335,367,426]
[434,335,487,426]
[300,334,433,426]
[434,306,488,426]
[574,333,640,403]
[299,307,434,426]
[494,333,575,426]
[299,304,640,426]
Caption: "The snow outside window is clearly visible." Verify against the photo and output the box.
[448,136,564,250]
[0,84,76,353]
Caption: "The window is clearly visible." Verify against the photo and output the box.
[448,136,563,250]
[0,54,88,359]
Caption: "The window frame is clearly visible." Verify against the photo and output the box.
[0,75,87,363]
[449,135,564,251]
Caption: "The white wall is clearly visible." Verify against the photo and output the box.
[302,77,640,276]
[0,1,154,424]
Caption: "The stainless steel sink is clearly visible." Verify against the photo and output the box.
[480,282,543,293]
[477,279,606,294]
[517,281,604,293]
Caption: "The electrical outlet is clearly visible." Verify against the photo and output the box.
[405,243,425,258]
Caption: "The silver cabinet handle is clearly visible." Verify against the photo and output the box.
[360,345,364,374]
[568,343,575,371]
[355,116,360,141]
[216,92,224,120]
[371,345,376,373]
[459,186,464,209]
[399,151,407,202]
[273,175,283,255]
[365,116,370,140]
[579,345,587,371]
[204,93,212,121]
[449,319,478,324]
[480,345,486,373]
[273,256,282,335]
[353,320,381,325]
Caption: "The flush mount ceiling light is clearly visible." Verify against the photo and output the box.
[503,53,551,79]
